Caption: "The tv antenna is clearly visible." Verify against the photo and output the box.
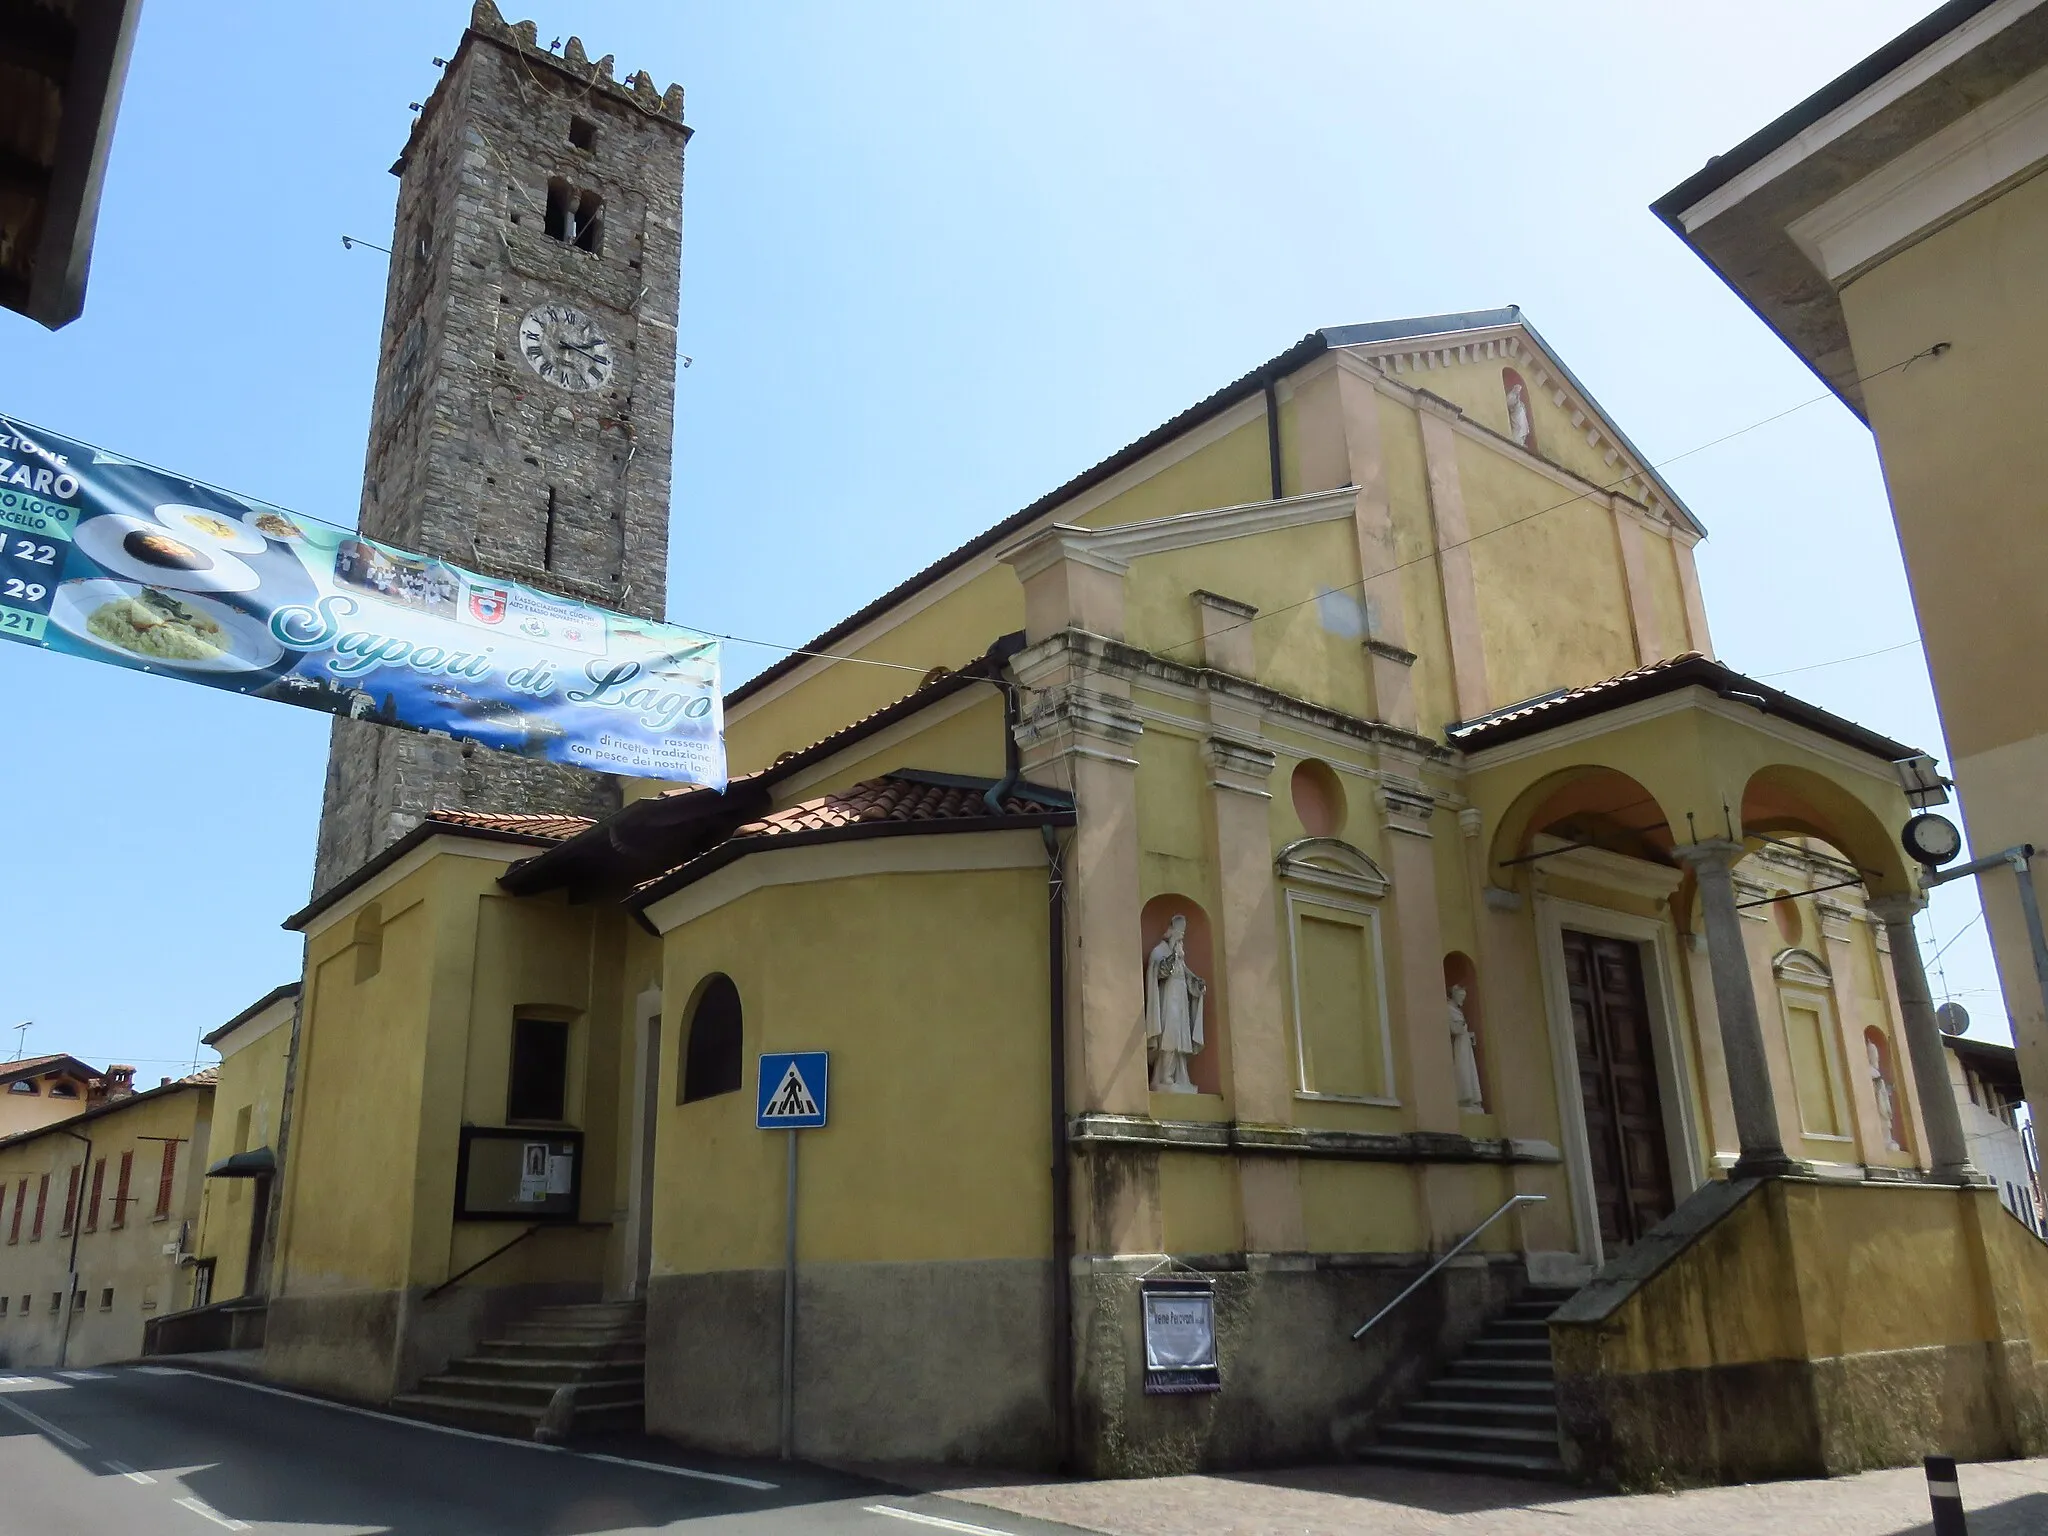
[10,1021,28,1061]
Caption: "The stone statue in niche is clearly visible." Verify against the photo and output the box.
[1502,367,1537,451]
[1868,1036,1902,1151]
[1448,984,1485,1111]
[1146,914,1208,1093]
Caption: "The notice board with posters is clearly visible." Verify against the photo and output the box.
[453,1126,583,1223]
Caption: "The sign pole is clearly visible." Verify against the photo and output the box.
[781,1125,797,1461]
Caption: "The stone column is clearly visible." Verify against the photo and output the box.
[1868,894,1976,1182]
[1675,841,1796,1177]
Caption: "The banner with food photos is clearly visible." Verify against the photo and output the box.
[0,415,725,788]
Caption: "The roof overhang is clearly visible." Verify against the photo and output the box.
[200,983,300,1050]
[283,821,560,934]
[0,0,146,328]
[1651,0,2048,418]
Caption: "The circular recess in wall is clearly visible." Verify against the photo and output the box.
[1291,759,1346,838]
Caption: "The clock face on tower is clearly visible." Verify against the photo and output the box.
[517,301,616,393]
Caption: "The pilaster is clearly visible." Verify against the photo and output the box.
[1014,635,1160,1256]
[1334,365,1418,730]
[1200,729,1302,1251]
[1416,399,1491,722]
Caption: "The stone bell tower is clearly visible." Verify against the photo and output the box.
[311,3,689,895]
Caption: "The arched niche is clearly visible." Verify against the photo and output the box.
[1443,950,1488,1108]
[1139,894,1222,1097]
[1502,366,1537,450]
[1290,760,1347,839]
[1864,1025,1909,1155]
[352,903,384,984]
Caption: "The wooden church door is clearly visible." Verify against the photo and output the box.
[1563,929,1676,1251]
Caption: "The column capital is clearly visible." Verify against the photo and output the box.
[1014,682,1143,770]
[1866,892,1927,925]
[1203,733,1276,798]
[1672,838,1744,874]
[1379,777,1436,838]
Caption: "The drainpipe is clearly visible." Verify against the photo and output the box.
[1262,382,1284,501]
[54,1128,91,1370]
[982,665,1023,817]
[1041,823,1073,1471]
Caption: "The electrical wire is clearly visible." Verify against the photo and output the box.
[1156,341,1951,661]
[1754,638,1922,680]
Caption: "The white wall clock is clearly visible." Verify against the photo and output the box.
[517,301,616,393]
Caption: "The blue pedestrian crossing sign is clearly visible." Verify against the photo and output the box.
[756,1052,829,1130]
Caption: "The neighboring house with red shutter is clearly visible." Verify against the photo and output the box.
[0,1070,213,1368]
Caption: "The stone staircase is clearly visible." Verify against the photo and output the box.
[1357,1286,1577,1478]
[391,1299,645,1440]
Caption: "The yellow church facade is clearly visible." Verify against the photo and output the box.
[244,309,2048,1481]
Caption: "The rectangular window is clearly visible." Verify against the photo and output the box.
[85,1157,105,1232]
[49,1292,60,1314]
[569,115,597,151]
[6,1178,21,1244]
[0,1295,7,1317]
[155,1142,178,1219]
[60,1164,78,1236]
[32,1174,48,1240]
[111,1152,132,1230]
[507,1016,570,1123]
[99,1288,112,1312]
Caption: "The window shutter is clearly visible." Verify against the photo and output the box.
[155,1142,178,1218]
[7,1178,22,1244]
[111,1152,132,1230]
[31,1174,48,1239]
[86,1158,105,1232]
[60,1164,78,1235]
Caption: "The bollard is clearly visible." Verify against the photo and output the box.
[1925,1455,1968,1536]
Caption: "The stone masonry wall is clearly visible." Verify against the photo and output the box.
[312,4,687,894]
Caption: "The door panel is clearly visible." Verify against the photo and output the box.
[1563,930,1676,1250]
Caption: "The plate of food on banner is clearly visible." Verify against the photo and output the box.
[49,578,284,674]
[152,503,267,555]
[73,513,261,594]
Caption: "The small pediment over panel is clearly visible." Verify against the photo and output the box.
[1275,837,1390,899]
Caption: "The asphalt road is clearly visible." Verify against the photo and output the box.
[0,1366,1089,1536]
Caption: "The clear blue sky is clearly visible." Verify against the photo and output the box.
[0,0,2003,1077]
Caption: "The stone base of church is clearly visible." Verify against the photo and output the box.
[645,1258,1058,1465]
[1069,1251,1524,1476]
[1553,1176,2048,1489]
[263,1279,599,1403]
[643,1250,1525,1473]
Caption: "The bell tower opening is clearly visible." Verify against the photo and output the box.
[310,3,690,897]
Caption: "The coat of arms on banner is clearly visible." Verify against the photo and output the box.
[467,584,511,625]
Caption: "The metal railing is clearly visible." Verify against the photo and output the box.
[1350,1193,1545,1342]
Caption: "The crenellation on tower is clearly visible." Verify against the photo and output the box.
[310,7,689,897]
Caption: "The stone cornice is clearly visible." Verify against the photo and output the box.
[997,485,1360,580]
[1011,628,1453,765]
[1069,1112,1562,1166]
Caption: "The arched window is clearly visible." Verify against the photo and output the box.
[680,975,743,1104]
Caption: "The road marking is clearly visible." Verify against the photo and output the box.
[863,1506,1019,1536]
[105,1460,156,1484]
[57,1370,110,1380]
[0,1376,35,1387]
[581,1451,777,1489]
[131,1366,186,1376]
[175,1495,251,1530]
[143,1368,780,1490]
[0,1391,89,1450]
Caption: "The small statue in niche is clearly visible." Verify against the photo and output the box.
[1868,1036,1902,1151]
[1145,914,1208,1093]
[1448,984,1485,1111]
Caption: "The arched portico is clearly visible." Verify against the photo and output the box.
[1452,656,1976,1262]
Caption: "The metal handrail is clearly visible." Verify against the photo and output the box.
[1350,1193,1545,1342]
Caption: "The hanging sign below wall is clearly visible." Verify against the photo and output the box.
[0,414,726,788]
[1141,1277,1222,1394]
